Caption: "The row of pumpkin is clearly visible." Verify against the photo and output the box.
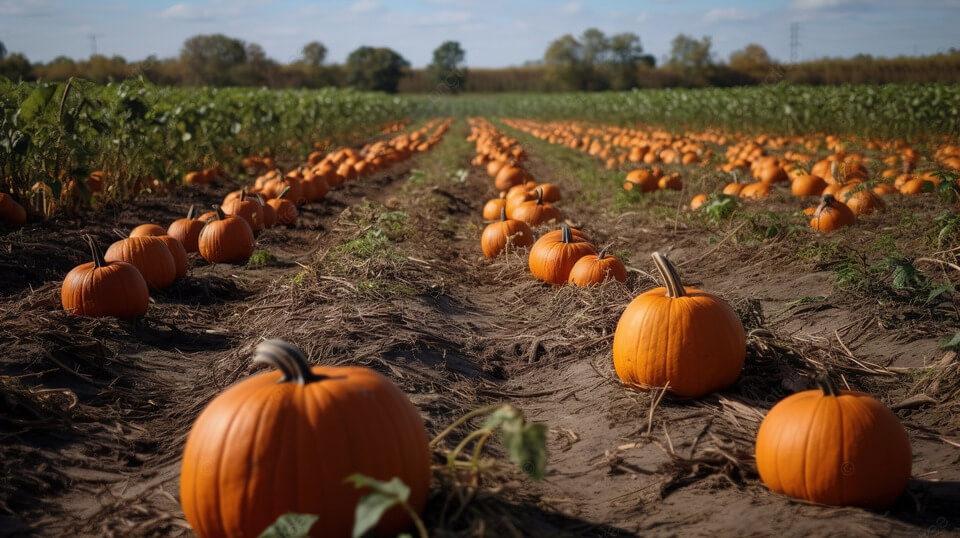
[474,118,913,512]
[58,119,452,320]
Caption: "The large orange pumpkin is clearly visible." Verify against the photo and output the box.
[61,235,149,319]
[167,206,205,253]
[809,195,855,232]
[198,206,255,264]
[567,249,627,286]
[130,223,167,237]
[612,252,745,397]
[482,193,507,221]
[511,189,562,227]
[755,377,911,508]
[104,235,177,289]
[481,207,534,258]
[180,340,431,538]
[528,224,596,285]
[222,190,264,234]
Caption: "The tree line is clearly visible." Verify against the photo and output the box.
[2,30,958,93]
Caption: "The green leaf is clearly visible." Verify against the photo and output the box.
[346,475,409,538]
[483,405,548,480]
[941,332,960,351]
[258,513,318,538]
[17,84,57,123]
[926,283,955,304]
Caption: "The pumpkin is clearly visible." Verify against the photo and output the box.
[567,248,627,286]
[180,340,430,538]
[721,180,744,196]
[494,165,527,191]
[486,159,506,178]
[790,174,827,197]
[841,188,885,216]
[612,252,745,397]
[739,181,770,200]
[199,206,256,264]
[809,195,855,233]
[481,207,534,258]
[61,235,149,318]
[267,187,298,226]
[222,190,264,233]
[658,174,682,191]
[198,211,217,223]
[482,193,507,221]
[504,188,536,218]
[528,224,596,285]
[624,169,658,192]
[536,182,561,202]
[0,193,27,227]
[168,206,206,253]
[899,178,930,195]
[511,188,562,227]
[755,377,911,508]
[130,223,167,237]
[302,174,329,202]
[156,235,189,279]
[689,193,708,210]
[254,194,277,228]
[104,235,177,289]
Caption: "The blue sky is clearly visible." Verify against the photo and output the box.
[1,0,958,67]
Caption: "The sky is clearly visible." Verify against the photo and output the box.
[1,0,958,68]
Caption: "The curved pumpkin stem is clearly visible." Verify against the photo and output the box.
[652,251,685,298]
[816,194,836,217]
[597,246,608,260]
[561,223,572,244]
[240,189,246,202]
[499,206,508,222]
[816,375,841,396]
[534,187,544,206]
[278,186,291,200]
[253,340,326,384]
[186,204,196,220]
[84,234,106,268]
[213,204,226,220]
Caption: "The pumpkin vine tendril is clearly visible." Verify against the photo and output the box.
[652,251,685,298]
[253,340,326,384]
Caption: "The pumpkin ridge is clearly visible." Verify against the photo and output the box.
[800,396,826,502]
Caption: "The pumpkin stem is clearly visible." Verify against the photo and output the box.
[816,194,835,217]
[534,187,544,206]
[213,204,226,220]
[499,206,507,222]
[561,223,572,244]
[240,189,246,202]
[816,375,841,396]
[597,246,609,260]
[253,340,326,385]
[278,186,291,200]
[186,205,196,220]
[84,234,106,268]
[651,251,685,298]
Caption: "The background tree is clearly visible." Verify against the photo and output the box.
[180,34,247,86]
[0,41,7,61]
[428,40,467,93]
[606,32,655,90]
[301,41,328,67]
[729,43,773,74]
[344,46,409,93]
[544,34,586,90]
[666,34,714,85]
[0,53,31,81]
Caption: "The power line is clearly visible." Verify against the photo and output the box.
[87,33,102,57]
[790,22,800,63]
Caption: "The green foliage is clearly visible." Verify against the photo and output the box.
[702,194,739,221]
[345,475,420,538]
[345,47,410,93]
[428,41,467,94]
[941,332,960,351]
[934,211,960,247]
[482,405,548,480]
[247,249,277,268]
[258,513,318,538]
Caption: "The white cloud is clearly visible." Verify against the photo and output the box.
[410,9,474,26]
[560,1,582,15]
[704,7,757,23]
[159,3,215,21]
[791,0,875,10]
[349,0,380,13]
[637,11,650,23]
[0,0,54,16]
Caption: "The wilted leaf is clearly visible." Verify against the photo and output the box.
[258,513,318,538]
[483,405,548,480]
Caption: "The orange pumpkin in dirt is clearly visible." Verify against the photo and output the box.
[535,183,561,203]
[623,169,658,193]
[494,165,528,191]
[528,224,596,285]
[809,195,856,232]
[739,182,770,200]
[130,223,167,237]
[105,235,177,289]
[267,187,298,226]
[510,189,562,226]
[899,178,931,195]
[567,248,627,286]
[198,206,256,264]
[486,159,506,178]
[755,377,911,508]
[180,340,430,538]
[658,174,683,191]
[255,195,277,228]
[482,193,507,221]
[612,252,745,397]
[222,190,264,234]
[689,193,708,210]
[0,193,27,227]
[168,206,206,253]
[722,180,745,196]
[841,189,885,216]
[61,235,149,319]
[481,208,534,258]
[790,174,827,197]
[155,235,189,279]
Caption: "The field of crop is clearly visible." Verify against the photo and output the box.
[2,83,959,537]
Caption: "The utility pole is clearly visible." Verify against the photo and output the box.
[790,22,800,63]
[88,33,102,57]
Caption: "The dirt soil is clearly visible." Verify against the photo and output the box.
[1,118,959,537]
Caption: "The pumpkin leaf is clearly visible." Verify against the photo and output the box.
[257,513,318,538]
[346,474,410,538]
[483,405,548,480]
[941,332,960,351]
[17,84,57,123]
[926,283,954,305]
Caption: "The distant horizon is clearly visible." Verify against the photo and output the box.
[2,0,958,69]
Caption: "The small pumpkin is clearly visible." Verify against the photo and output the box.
[755,377,911,508]
[689,193,708,210]
[511,188,562,227]
[567,248,627,286]
[167,206,205,253]
[255,194,277,228]
[739,181,770,200]
[612,252,745,397]
[61,235,149,319]
[790,174,827,197]
[809,195,855,233]
[222,190,264,233]
[130,223,167,237]
[481,207,534,258]
[198,206,256,264]
[482,193,507,221]
[180,340,430,538]
[0,193,27,227]
[267,187,298,226]
[528,224,596,285]
[494,165,528,191]
[105,235,177,289]
[841,188,885,216]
